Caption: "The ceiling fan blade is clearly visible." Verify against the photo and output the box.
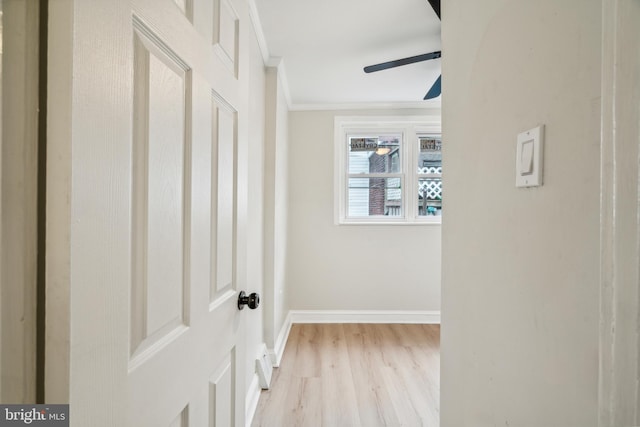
[364,51,441,73]
[427,0,441,20]
[424,75,441,100]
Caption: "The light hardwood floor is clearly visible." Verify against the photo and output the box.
[252,323,440,427]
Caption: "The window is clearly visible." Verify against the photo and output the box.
[335,116,442,224]
[347,134,402,218]
[417,135,442,218]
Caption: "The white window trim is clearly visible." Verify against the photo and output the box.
[334,115,442,225]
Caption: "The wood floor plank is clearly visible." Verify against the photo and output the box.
[383,326,440,425]
[252,324,440,427]
[291,323,323,379]
[344,323,400,426]
[379,365,426,426]
[319,324,362,427]
[286,377,323,427]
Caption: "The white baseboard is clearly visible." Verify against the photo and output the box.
[289,310,441,324]
[245,373,261,427]
[268,311,292,367]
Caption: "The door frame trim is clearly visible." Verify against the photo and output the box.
[599,0,640,424]
[0,0,41,404]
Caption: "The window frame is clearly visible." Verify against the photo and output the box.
[334,116,442,225]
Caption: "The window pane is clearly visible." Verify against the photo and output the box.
[349,136,401,174]
[348,178,402,217]
[418,178,442,217]
[418,136,442,173]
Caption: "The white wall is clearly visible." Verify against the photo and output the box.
[287,109,441,312]
[263,61,290,361]
[440,1,601,426]
[599,0,640,424]
[272,73,289,339]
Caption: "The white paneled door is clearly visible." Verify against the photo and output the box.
[46,0,250,425]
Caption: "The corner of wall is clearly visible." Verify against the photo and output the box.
[263,62,291,362]
[268,311,292,367]
[266,57,292,110]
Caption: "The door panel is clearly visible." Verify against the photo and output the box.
[213,0,239,75]
[212,98,236,300]
[131,21,192,360]
[127,0,246,425]
[209,350,235,426]
[46,0,249,424]
[129,1,243,426]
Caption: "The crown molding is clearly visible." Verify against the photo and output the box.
[289,100,442,112]
[247,0,270,64]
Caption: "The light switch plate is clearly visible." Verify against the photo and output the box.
[516,125,544,187]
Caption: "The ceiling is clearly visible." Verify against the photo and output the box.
[253,0,442,108]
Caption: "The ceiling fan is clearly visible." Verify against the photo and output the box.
[363,0,441,100]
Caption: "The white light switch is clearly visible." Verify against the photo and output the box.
[520,140,534,175]
[516,125,544,187]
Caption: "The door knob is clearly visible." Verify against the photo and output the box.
[237,291,260,310]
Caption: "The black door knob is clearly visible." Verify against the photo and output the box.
[237,291,260,310]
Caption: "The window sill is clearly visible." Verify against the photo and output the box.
[336,219,442,226]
